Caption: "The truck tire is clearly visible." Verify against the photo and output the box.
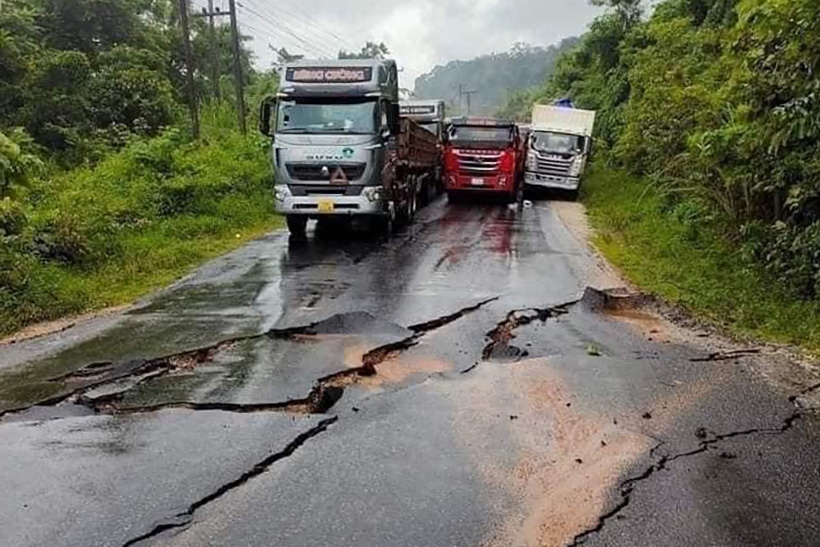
[372,215,394,237]
[286,215,308,236]
[371,204,396,238]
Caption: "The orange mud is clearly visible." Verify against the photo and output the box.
[450,359,655,547]
[603,307,673,343]
[361,354,453,389]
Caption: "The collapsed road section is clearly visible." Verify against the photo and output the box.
[1,298,500,422]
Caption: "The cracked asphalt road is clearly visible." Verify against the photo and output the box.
[1,198,819,547]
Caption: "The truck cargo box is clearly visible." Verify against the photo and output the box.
[531,105,596,137]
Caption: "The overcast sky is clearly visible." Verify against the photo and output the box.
[195,0,601,89]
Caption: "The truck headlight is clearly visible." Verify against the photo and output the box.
[526,154,538,171]
[274,185,291,202]
[569,158,583,177]
[363,186,384,203]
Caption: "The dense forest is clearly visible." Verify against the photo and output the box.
[413,40,579,116]
[0,0,281,335]
[515,0,820,344]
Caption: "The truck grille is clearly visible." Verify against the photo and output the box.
[288,185,364,197]
[286,163,366,182]
[535,155,572,177]
[457,153,502,175]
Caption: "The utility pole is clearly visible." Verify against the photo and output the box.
[229,0,247,134]
[207,0,222,102]
[458,83,478,116]
[178,0,201,139]
[195,3,243,133]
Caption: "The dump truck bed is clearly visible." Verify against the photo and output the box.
[398,118,440,169]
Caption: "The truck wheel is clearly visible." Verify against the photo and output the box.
[372,204,396,238]
[286,215,308,236]
[512,185,525,208]
[372,215,394,237]
[426,180,437,204]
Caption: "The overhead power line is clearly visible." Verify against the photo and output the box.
[242,0,354,53]
[237,2,336,58]
[273,0,358,51]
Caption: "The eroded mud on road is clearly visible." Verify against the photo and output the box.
[448,359,655,547]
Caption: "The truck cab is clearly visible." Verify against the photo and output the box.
[443,117,523,202]
[258,59,401,234]
[524,104,596,198]
[400,100,446,141]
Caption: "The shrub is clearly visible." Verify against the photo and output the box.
[0,128,40,197]
[0,196,27,236]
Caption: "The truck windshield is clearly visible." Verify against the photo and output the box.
[448,126,513,145]
[531,131,583,154]
[276,99,378,134]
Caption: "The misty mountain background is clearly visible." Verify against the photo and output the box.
[412,38,580,116]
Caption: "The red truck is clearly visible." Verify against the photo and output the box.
[443,117,525,203]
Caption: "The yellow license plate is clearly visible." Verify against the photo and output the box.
[318,200,334,214]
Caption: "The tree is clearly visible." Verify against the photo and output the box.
[33,0,164,53]
[87,46,176,136]
[590,0,643,29]
[338,41,390,60]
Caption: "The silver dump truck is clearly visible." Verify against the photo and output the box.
[259,59,439,235]
[400,100,446,141]
[524,104,596,199]
[400,99,446,201]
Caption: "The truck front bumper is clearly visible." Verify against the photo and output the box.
[446,173,514,193]
[274,186,388,216]
[524,172,580,191]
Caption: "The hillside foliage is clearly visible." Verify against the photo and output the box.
[414,40,579,116]
[0,0,280,336]
[522,0,820,303]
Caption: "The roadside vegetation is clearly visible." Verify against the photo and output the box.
[504,0,820,350]
[0,0,285,337]
[0,106,279,337]
[583,169,820,349]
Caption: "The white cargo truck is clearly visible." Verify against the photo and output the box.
[524,104,596,198]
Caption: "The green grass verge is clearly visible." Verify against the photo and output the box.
[583,168,820,351]
[1,121,282,337]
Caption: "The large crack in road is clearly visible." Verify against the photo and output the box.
[480,300,579,363]
[6,286,820,547]
[121,417,339,547]
[1,297,500,421]
[568,405,809,546]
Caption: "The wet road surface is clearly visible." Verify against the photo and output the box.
[1,198,820,546]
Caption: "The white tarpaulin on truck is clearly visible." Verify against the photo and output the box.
[531,105,597,137]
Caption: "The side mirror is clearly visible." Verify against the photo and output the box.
[259,96,276,137]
